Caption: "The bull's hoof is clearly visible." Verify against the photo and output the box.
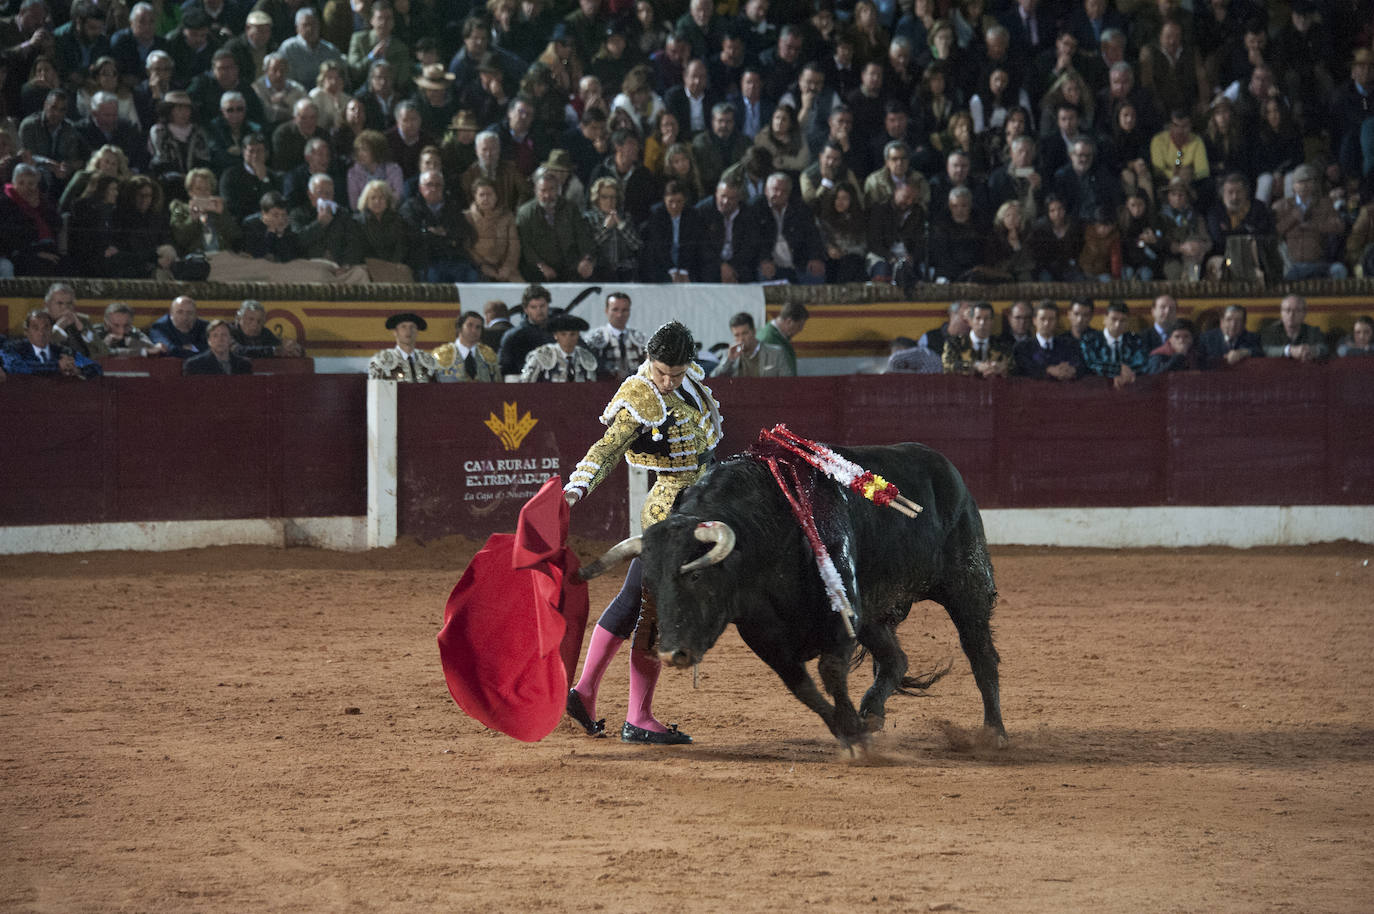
[621,722,692,745]
[861,712,886,733]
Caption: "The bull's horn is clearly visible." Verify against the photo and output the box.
[679,522,736,573]
[575,536,643,581]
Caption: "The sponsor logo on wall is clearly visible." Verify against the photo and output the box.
[463,402,560,505]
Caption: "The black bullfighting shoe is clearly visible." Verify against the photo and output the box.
[566,689,606,737]
[620,722,692,745]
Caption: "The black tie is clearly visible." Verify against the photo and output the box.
[38,349,48,363]
[464,350,478,379]
[618,335,627,372]
[407,354,416,378]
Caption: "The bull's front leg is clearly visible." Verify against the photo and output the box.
[817,649,866,749]
[737,625,840,741]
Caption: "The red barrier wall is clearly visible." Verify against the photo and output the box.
[1,375,366,525]
[3,362,1369,541]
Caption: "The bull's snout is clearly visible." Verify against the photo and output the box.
[659,649,697,669]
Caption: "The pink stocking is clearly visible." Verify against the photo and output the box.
[626,646,666,732]
[571,624,622,720]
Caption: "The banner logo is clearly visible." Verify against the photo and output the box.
[485,401,538,451]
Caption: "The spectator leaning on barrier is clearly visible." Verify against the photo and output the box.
[149,296,210,358]
[1144,319,1202,374]
[184,319,254,375]
[1014,300,1084,381]
[92,302,166,357]
[231,300,304,359]
[498,284,556,377]
[1261,294,1329,363]
[1,309,103,379]
[1082,299,1147,389]
[42,281,95,358]
[1197,304,1262,370]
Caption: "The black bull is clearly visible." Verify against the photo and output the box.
[581,442,1007,749]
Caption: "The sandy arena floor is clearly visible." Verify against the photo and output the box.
[1,540,1371,913]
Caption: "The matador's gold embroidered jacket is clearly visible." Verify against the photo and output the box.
[564,361,724,529]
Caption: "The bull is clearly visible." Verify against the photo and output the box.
[580,442,1005,749]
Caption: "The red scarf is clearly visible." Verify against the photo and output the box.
[3,183,53,241]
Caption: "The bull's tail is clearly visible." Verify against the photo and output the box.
[895,658,953,695]
[851,649,953,694]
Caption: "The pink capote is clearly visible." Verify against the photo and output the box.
[437,477,590,741]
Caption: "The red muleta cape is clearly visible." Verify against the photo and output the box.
[436,477,590,741]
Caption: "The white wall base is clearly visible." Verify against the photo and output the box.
[0,516,369,555]
[981,506,1374,548]
[2,507,1369,556]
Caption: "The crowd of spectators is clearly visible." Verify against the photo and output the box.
[7,0,1374,285]
[885,293,1374,385]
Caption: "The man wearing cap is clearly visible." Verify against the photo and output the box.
[278,7,342,89]
[225,9,274,81]
[433,310,500,382]
[1272,163,1349,280]
[519,312,598,382]
[583,291,647,381]
[442,109,481,176]
[540,148,585,209]
[166,9,218,89]
[369,312,440,381]
[414,63,458,136]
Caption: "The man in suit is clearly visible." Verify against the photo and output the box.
[711,311,787,377]
[664,58,719,139]
[189,48,266,125]
[726,68,772,141]
[354,59,401,132]
[696,179,757,283]
[183,319,253,375]
[750,172,826,285]
[282,137,348,213]
[637,180,705,283]
[865,180,926,285]
[0,309,102,378]
[1143,294,1179,352]
[432,311,502,382]
[271,97,325,172]
[1261,294,1330,362]
[347,1,409,91]
[1198,303,1262,370]
[998,0,1054,70]
[149,295,210,358]
[1014,300,1085,380]
[1081,299,1148,388]
[516,171,596,282]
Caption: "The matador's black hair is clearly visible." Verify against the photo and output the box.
[646,320,696,366]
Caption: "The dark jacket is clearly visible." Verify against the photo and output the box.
[637,202,706,282]
[183,350,254,375]
[148,315,210,358]
[694,196,758,282]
